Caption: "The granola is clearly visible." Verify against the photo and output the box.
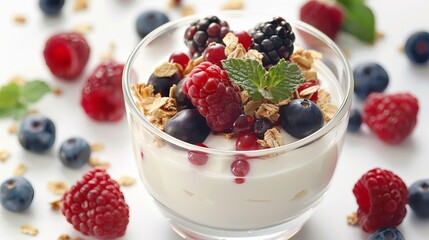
[13,163,27,176]
[255,103,280,123]
[0,149,10,162]
[20,225,38,236]
[48,181,69,195]
[257,128,285,148]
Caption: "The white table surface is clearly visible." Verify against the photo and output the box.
[0,0,428,239]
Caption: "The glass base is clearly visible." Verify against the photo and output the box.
[155,199,316,240]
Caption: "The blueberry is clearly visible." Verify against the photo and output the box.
[174,78,195,110]
[408,179,429,218]
[165,109,210,144]
[18,115,56,153]
[148,71,181,97]
[405,31,429,64]
[39,0,65,16]
[367,227,404,240]
[347,109,362,133]
[353,63,389,100]
[253,118,272,139]
[1,177,34,212]
[279,99,324,139]
[59,137,91,169]
[136,10,169,39]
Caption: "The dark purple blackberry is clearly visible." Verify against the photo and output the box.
[250,17,296,68]
[184,16,230,58]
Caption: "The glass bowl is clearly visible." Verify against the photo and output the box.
[123,11,353,240]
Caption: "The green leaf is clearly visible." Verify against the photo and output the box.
[222,59,264,100]
[20,80,51,103]
[0,83,19,108]
[337,0,364,7]
[266,60,304,103]
[342,3,376,43]
[0,106,26,119]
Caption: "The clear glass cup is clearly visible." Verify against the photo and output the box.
[123,11,353,240]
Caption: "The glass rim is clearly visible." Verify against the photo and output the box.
[123,10,353,156]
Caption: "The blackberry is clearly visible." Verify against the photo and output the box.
[250,17,296,68]
[184,16,230,58]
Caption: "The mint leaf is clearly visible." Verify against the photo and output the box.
[222,58,264,100]
[0,105,26,119]
[266,60,304,103]
[337,0,364,7]
[342,3,376,43]
[0,83,19,108]
[20,80,51,103]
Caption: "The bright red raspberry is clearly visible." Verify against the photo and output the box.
[61,168,129,239]
[300,0,344,40]
[81,62,125,122]
[363,92,419,144]
[353,168,408,233]
[182,61,242,132]
[43,32,90,80]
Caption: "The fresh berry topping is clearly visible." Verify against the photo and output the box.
[184,16,230,58]
[408,179,429,218]
[165,108,210,144]
[18,115,56,153]
[363,92,419,144]
[169,51,190,71]
[353,63,389,100]
[182,61,242,132]
[61,168,129,238]
[147,69,181,97]
[231,158,250,183]
[233,114,254,136]
[299,0,344,40]
[236,132,259,151]
[0,177,34,212]
[202,43,227,68]
[253,118,273,139]
[353,168,408,233]
[294,81,319,102]
[136,10,169,39]
[43,33,90,80]
[188,143,208,166]
[405,31,429,64]
[279,99,324,139]
[39,0,65,16]
[347,109,362,133]
[174,78,195,110]
[81,62,125,122]
[234,30,253,50]
[368,228,405,240]
[250,17,296,68]
[59,137,91,169]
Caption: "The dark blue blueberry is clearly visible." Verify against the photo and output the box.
[367,227,404,240]
[279,99,324,139]
[136,10,169,39]
[59,137,91,169]
[174,78,195,110]
[347,109,362,133]
[253,118,273,139]
[408,179,429,218]
[18,115,56,153]
[165,109,210,144]
[405,31,429,64]
[1,177,34,212]
[148,71,181,97]
[39,0,65,16]
[353,63,389,100]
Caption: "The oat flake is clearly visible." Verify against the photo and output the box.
[0,149,10,162]
[90,143,105,152]
[118,176,136,187]
[50,199,62,211]
[13,163,27,176]
[20,225,38,236]
[347,212,359,225]
[48,181,69,195]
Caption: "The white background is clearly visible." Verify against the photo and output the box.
[0,0,428,239]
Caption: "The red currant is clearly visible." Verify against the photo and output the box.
[234,30,252,50]
[188,143,208,166]
[202,43,226,68]
[231,159,250,177]
[235,132,259,151]
[233,114,254,136]
[169,51,190,71]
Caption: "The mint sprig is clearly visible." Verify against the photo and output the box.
[337,0,376,43]
[0,80,51,119]
[222,59,304,103]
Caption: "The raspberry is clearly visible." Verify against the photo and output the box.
[61,168,129,238]
[250,17,296,68]
[81,62,125,122]
[182,61,242,132]
[43,32,90,80]
[299,0,344,40]
[363,92,419,144]
[353,168,408,233]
